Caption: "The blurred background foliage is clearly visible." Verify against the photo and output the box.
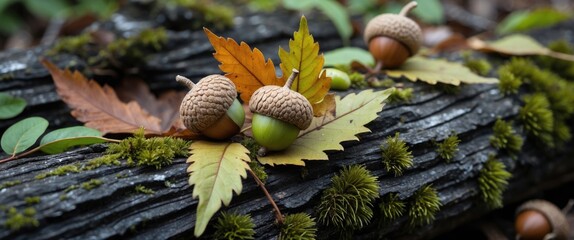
[0,0,573,50]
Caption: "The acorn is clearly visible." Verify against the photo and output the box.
[177,75,245,140]
[363,1,422,69]
[323,68,351,91]
[249,69,313,152]
[515,199,570,240]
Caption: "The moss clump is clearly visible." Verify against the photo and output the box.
[213,212,255,240]
[478,155,512,209]
[168,0,234,30]
[378,193,406,223]
[537,40,574,79]
[241,137,268,183]
[279,213,317,240]
[388,88,413,104]
[81,179,103,190]
[83,155,122,171]
[349,72,368,89]
[490,119,524,157]
[4,207,39,230]
[381,133,413,176]
[497,67,522,95]
[518,94,554,147]
[435,134,460,162]
[0,180,21,190]
[407,185,441,227]
[24,197,41,205]
[35,164,81,179]
[96,27,168,67]
[463,58,492,76]
[104,129,190,169]
[316,165,379,232]
[48,33,91,57]
[135,185,155,195]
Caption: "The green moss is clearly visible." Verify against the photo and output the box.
[4,207,39,230]
[537,40,574,79]
[0,180,21,190]
[388,88,413,104]
[169,0,234,30]
[464,58,492,76]
[98,27,167,66]
[116,173,128,179]
[380,133,413,176]
[35,164,80,179]
[349,72,368,89]
[24,197,40,205]
[48,33,91,57]
[497,67,522,95]
[64,185,79,193]
[83,154,121,171]
[378,193,406,223]
[104,129,190,169]
[518,94,554,147]
[478,155,511,209]
[135,185,155,195]
[213,212,255,240]
[279,213,317,240]
[407,185,441,227]
[490,119,524,157]
[435,134,460,162]
[316,165,379,232]
[81,179,103,190]
[240,137,268,183]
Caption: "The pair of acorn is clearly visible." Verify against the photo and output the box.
[176,70,312,151]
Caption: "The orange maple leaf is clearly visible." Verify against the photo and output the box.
[204,28,282,103]
[41,60,192,137]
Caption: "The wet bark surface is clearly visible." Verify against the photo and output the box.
[1,6,574,240]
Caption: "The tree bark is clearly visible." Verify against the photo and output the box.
[1,7,574,240]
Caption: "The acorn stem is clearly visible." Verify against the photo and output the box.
[176,75,195,89]
[284,69,300,89]
[399,1,418,16]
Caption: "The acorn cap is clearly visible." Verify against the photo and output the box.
[363,2,422,56]
[249,70,313,130]
[517,199,570,240]
[177,74,237,133]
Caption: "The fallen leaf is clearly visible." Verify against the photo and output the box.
[1,117,48,155]
[279,16,331,105]
[468,34,574,62]
[204,28,282,103]
[115,77,186,131]
[41,60,184,136]
[39,126,108,154]
[324,47,374,67]
[257,88,393,166]
[384,56,498,86]
[187,141,251,237]
[0,92,26,119]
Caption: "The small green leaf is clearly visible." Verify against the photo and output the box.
[412,0,444,24]
[324,47,374,66]
[0,92,26,119]
[496,8,570,35]
[314,0,352,45]
[1,117,48,155]
[23,0,70,18]
[39,126,106,154]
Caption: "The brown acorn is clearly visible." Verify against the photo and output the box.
[515,199,570,240]
[249,69,313,152]
[177,75,245,140]
[363,1,422,69]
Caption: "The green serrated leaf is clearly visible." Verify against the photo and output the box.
[39,126,106,154]
[324,47,374,66]
[385,56,498,86]
[258,88,393,166]
[0,92,26,119]
[1,117,48,155]
[187,141,251,237]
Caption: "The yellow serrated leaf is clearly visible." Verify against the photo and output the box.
[385,56,498,86]
[257,88,393,166]
[187,141,251,237]
[279,16,331,105]
[204,28,282,103]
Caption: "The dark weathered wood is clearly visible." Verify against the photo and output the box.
[1,6,574,240]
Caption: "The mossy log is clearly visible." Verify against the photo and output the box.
[1,8,574,240]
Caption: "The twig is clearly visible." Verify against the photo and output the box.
[247,168,284,224]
